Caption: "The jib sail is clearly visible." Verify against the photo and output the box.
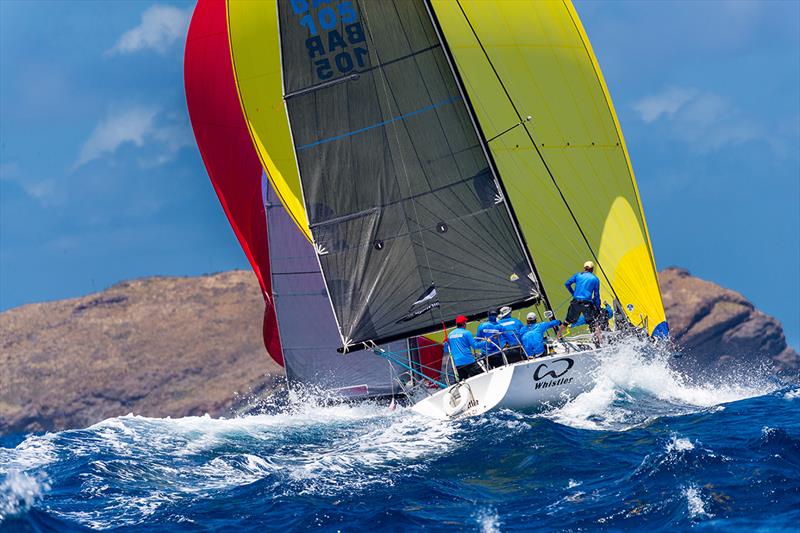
[277,0,540,350]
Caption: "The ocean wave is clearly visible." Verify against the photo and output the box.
[1,345,797,531]
[543,338,778,431]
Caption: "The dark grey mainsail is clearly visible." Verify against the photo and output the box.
[279,0,539,350]
[265,175,408,396]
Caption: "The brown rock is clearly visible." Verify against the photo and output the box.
[2,267,796,434]
[0,270,281,434]
[659,267,798,372]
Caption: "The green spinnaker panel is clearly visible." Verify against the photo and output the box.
[431,0,666,334]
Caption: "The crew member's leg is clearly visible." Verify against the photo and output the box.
[456,362,483,380]
[559,300,584,338]
[505,346,525,363]
[581,302,602,345]
[487,352,505,369]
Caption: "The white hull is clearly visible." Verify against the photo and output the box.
[411,349,602,419]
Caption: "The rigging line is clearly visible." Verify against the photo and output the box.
[393,0,521,264]
[358,0,444,328]
[486,115,533,144]
[452,0,622,306]
[562,1,658,276]
[424,0,550,310]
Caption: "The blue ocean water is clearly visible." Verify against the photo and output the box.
[2,344,799,532]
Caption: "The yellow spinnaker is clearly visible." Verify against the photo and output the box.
[227,0,311,241]
[430,0,666,333]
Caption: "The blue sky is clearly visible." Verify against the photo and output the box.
[1,1,798,349]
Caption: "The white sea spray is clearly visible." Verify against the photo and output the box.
[475,507,502,533]
[0,470,50,521]
[543,337,777,431]
[665,435,695,453]
[684,485,711,519]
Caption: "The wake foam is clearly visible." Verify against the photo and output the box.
[544,337,778,430]
[0,382,459,528]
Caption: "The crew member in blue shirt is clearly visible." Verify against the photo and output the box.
[476,309,505,368]
[521,312,562,358]
[497,306,526,363]
[558,261,603,343]
[444,315,483,380]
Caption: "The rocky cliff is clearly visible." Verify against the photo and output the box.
[1,268,797,434]
[659,268,798,372]
[0,271,281,435]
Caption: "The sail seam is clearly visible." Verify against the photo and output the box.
[451,0,623,306]
[296,95,460,151]
[424,0,549,308]
[359,0,440,322]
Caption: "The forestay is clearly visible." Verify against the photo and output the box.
[278,0,540,350]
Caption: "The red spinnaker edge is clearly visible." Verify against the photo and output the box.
[184,0,284,366]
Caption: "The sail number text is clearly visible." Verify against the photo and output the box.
[290,0,369,81]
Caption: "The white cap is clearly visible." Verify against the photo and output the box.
[526,312,537,322]
[498,306,512,318]
[584,260,595,270]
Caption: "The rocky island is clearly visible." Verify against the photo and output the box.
[1,268,797,434]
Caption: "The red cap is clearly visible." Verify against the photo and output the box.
[455,315,468,325]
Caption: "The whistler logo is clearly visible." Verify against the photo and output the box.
[396,285,440,323]
[533,358,575,389]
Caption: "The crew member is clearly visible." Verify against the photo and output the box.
[558,261,602,344]
[476,309,505,368]
[521,312,562,358]
[444,315,483,380]
[575,301,613,331]
[497,306,525,363]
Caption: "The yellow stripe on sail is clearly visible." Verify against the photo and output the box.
[227,0,311,241]
[430,0,666,333]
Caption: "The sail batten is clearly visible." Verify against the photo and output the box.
[277,0,539,349]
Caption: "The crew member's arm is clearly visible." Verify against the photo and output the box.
[544,319,562,332]
[465,330,481,354]
[564,274,577,296]
[592,278,601,308]
[475,324,487,352]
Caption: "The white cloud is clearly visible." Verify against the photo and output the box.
[0,162,61,205]
[633,87,697,123]
[74,107,194,170]
[633,87,763,152]
[75,107,159,168]
[107,5,192,56]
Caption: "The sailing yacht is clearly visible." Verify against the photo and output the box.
[186,0,669,418]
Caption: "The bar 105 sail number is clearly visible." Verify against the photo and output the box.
[290,0,369,81]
